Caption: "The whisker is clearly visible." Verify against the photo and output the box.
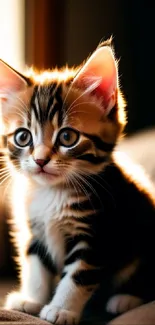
[72,172,100,211]
[73,165,116,207]
[0,162,9,167]
[2,177,13,199]
[0,87,30,123]
[9,105,28,123]
[72,176,96,213]
[0,173,11,186]
[66,174,81,204]
[70,171,90,199]
[64,89,91,119]
[0,87,27,111]
[0,170,10,176]
[62,77,76,111]
[9,91,28,113]
[87,173,116,207]
[65,101,94,118]
[0,159,8,163]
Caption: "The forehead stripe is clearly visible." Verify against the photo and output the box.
[48,102,60,121]
[46,96,54,119]
[48,86,63,126]
[46,82,58,118]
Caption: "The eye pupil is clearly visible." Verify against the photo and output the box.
[20,132,28,141]
[63,132,70,141]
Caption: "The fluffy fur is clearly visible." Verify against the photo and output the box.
[0,40,155,325]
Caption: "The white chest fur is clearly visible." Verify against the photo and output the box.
[28,186,69,271]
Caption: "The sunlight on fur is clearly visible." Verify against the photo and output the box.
[114,150,155,201]
[10,172,31,272]
[25,66,79,84]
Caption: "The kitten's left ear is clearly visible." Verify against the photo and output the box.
[73,42,118,114]
[0,59,29,101]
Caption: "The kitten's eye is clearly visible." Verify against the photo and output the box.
[14,128,32,147]
[58,128,79,148]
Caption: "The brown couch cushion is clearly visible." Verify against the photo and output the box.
[0,308,50,325]
[108,301,155,325]
[1,302,155,325]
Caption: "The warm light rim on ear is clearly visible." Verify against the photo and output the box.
[73,46,117,83]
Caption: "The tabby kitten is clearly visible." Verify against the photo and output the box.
[0,40,155,325]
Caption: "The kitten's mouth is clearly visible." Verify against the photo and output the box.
[35,168,60,179]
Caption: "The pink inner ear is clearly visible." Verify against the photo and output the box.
[0,60,27,95]
[73,46,118,111]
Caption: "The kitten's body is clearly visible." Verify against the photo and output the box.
[0,41,155,324]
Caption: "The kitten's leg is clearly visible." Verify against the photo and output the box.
[40,260,100,325]
[106,294,143,314]
[5,255,56,315]
[106,260,146,314]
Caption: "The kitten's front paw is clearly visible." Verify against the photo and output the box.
[5,291,42,315]
[40,305,80,325]
[106,294,143,314]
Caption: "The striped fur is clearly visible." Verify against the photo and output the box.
[1,41,155,324]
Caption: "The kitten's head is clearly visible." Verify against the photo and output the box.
[0,40,126,187]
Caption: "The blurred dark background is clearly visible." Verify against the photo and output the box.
[25,0,155,134]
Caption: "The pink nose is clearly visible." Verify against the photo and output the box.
[34,159,50,167]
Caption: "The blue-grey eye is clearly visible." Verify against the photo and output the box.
[58,128,79,148]
[14,128,32,147]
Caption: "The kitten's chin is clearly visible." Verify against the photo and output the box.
[31,171,64,186]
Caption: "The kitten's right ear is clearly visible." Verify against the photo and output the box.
[72,41,118,114]
[0,59,30,101]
